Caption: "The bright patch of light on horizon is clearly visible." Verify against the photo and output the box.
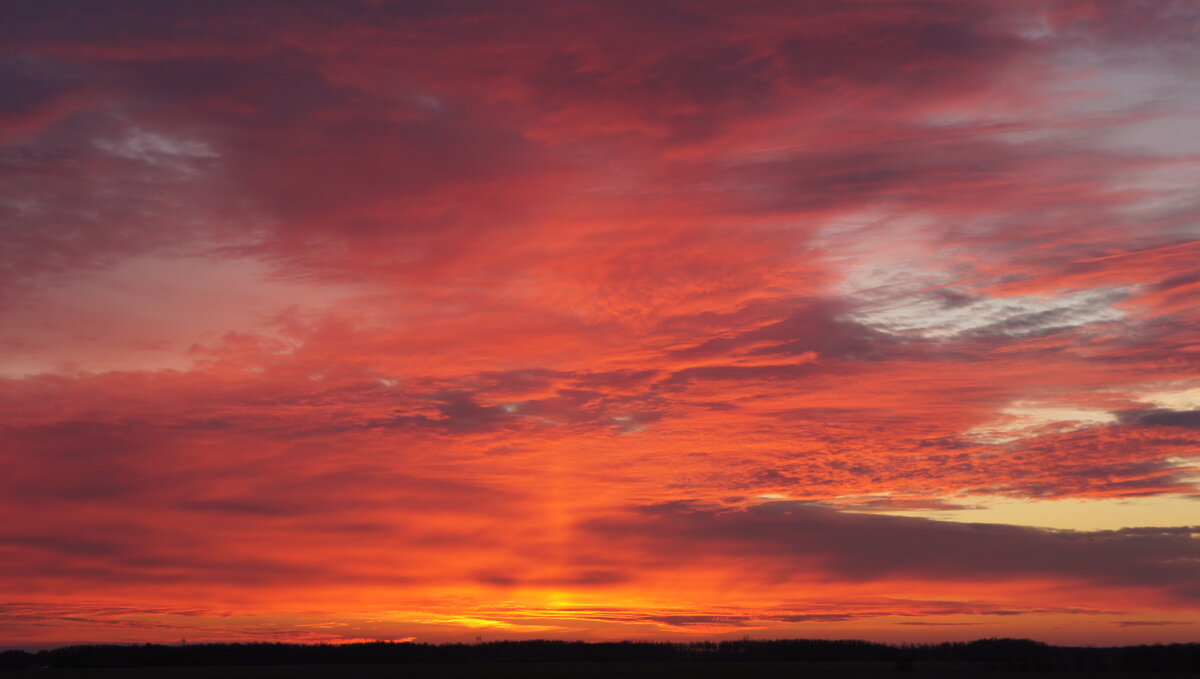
[377,611,565,633]
[848,492,1200,532]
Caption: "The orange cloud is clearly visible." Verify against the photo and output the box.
[2,0,1200,648]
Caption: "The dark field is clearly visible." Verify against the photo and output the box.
[5,640,1196,677]
[6,663,1197,679]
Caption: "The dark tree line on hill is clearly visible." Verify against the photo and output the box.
[1,638,1198,672]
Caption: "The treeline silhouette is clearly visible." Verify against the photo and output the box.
[2,638,1198,673]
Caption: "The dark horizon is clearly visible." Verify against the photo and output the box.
[4,637,1199,670]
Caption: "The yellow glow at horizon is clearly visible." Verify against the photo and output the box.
[867,492,1200,531]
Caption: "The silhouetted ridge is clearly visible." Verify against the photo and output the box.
[1,638,1197,672]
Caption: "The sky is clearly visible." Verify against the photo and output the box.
[1,0,1199,649]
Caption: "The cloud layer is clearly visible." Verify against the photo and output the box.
[1,0,1199,647]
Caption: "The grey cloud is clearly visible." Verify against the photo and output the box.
[671,299,894,362]
[1118,408,1200,430]
[583,500,1200,599]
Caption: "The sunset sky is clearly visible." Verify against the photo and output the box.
[2,0,1200,649]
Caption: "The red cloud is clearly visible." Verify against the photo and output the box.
[2,0,1199,646]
